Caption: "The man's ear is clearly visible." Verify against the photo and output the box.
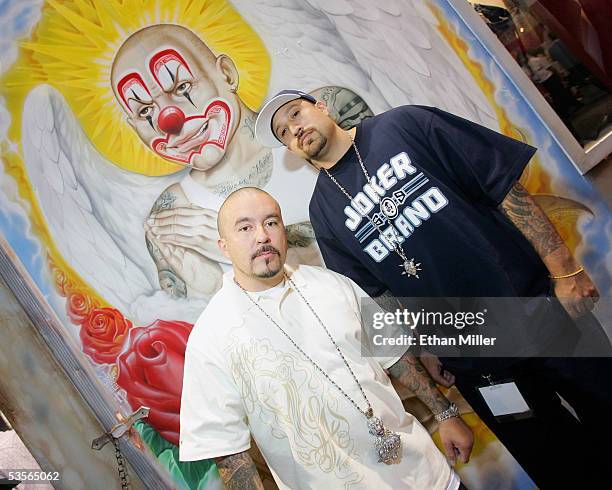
[314,100,329,115]
[217,238,231,259]
[216,54,239,92]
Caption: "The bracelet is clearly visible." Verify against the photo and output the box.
[434,402,460,422]
[549,267,584,280]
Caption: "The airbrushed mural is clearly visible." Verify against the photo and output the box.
[1,1,609,489]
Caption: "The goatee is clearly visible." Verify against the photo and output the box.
[304,131,327,160]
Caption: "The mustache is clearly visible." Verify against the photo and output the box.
[251,245,280,260]
[298,128,315,147]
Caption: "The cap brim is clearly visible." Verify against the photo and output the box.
[255,93,304,148]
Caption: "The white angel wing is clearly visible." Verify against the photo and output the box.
[232,0,498,129]
[22,84,184,312]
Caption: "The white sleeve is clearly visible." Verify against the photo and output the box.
[337,273,411,369]
[179,336,251,461]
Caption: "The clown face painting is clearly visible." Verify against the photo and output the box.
[111,25,241,171]
[110,25,373,303]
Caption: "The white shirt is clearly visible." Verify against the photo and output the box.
[180,265,454,490]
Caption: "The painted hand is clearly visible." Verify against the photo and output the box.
[145,228,223,299]
[146,205,228,263]
[438,417,473,466]
[554,271,599,318]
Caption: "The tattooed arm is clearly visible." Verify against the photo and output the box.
[388,351,473,464]
[286,221,316,248]
[285,221,324,267]
[144,185,223,299]
[499,182,599,317]
[388,350,450,414]
[145,234,187,299]
[215,451,264,490]
[309,86,374,128]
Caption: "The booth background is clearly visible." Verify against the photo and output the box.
[1,1,609,489]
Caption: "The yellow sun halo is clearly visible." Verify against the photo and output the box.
[1,0,270,176]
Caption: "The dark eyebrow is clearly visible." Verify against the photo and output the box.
[234,217,252,228]
[234,213,280,227]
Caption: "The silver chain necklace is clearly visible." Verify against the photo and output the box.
[234,274,402,464]
[323,134,422,278]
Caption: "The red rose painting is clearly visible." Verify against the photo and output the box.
[116,320,193,444]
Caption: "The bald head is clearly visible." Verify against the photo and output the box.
[111,24,217,97]
[217,187,280,238]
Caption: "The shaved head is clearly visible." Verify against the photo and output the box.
[217,187,288,290]
[217,187,278,238]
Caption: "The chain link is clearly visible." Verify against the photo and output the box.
[322,135,411,264]
[112,439,130,490]
[234,275,374,418]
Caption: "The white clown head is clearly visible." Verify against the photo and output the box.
[111,24,243,171]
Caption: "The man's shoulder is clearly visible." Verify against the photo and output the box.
[294,264,328,278]
[357,106,434,144]
[189,284,239,344]
[294,264,352,290]
[375,104,435,125]
[308,173,330,216]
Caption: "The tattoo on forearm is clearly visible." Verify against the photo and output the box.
[309,86,374,128]
[216,452,264,490]
[146,191,189,298]
[158,269,187,299]
[285,221,316,248]
[373,291,402,312]
[388,352,449,414]
[151,191,177,214]
[145,236,187,299]
[499,182,564,257]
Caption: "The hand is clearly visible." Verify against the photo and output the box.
[145,206,228,263]
[554,270,599,318]
[438,417,473,466]
[419,352,455,388]
[145,228,223,298]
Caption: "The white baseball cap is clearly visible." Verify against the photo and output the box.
[255,89,316,148]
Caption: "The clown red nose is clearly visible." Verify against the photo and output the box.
[158,106,186,134]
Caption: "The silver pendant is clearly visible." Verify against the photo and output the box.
[400,258,421,278]
[367,413,402,464]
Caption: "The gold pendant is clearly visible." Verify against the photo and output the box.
[400,258,421,278]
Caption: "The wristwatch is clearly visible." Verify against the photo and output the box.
[434,402,460,422]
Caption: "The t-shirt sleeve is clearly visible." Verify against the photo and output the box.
[422,107,537,206]
[337,273,410,369]
[179,332,251,461]
[310,199,387,297]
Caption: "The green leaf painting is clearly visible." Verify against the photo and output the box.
[135,421,222,490]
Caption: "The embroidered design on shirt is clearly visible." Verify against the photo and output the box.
[228,337,363,487]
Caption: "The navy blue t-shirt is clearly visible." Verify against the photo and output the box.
[309,105,548,299]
